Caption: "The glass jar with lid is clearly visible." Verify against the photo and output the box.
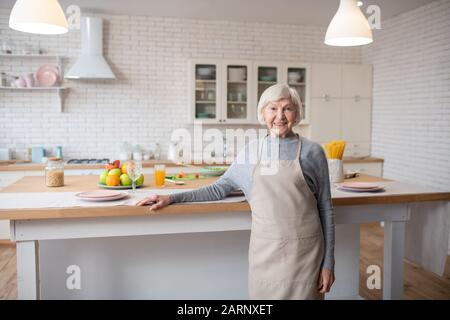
[45,157,64,187]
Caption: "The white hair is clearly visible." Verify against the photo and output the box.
[257,84,302,125]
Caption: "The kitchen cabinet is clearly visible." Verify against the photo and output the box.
[284,63,311,125]
[309,97,341,142]
[189,60,222,124]
[343,161,383,177]
[252,61,282,124]
[189,59,253,124]
[310,63,373,157]
[341,98,372,142]
[222,61,253,124]
[311,63,342,98]
[189,59,311,125]
[343,142,371,158]
[253,62,311,124]
[342,64,372,98]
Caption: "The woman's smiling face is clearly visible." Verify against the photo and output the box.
[263,98,297,138]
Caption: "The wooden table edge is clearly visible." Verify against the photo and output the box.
[1,192,449,221]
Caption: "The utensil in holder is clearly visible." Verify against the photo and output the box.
[328,158,344,184]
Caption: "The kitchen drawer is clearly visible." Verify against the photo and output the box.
[344,142,371,158]
[343,162,383,177]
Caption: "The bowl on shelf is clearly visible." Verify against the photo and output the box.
[196,112,215,119]
[259,75,275,82]
[196,67,215,80]
[288,72,302,83]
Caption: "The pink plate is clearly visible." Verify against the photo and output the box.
[76,190,122,198]
[75,191,128,201]
[337,182,382,189]
[36,64,59,87]
[337,186,385,192]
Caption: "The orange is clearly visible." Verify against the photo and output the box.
[121,161,131,174]
[106,175,120,186]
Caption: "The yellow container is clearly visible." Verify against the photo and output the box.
[154,164,166,186]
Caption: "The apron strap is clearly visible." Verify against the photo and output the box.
[258,133,302,163]
[257,134,269,163]
[295,134,302,159]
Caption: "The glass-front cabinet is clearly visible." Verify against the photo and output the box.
[190,61,221,124]
[253,62,283,124]
[284,63,310,124]
[189,60,310,125]
[253,62,310,125]
[222,61,252,124]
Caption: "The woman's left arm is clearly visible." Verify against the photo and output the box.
[307,143,336,293]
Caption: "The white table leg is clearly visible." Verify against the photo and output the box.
[16,240,40,300]
[325,224,360,299]
[383,220,406,300]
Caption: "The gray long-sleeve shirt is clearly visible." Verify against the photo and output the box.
[170,135,335,270]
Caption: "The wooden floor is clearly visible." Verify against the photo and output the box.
[0,223,449,300]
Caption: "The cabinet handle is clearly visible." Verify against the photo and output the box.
[323,94,330,102]
[219,119,222,123]
[223,119,226,123]
[354,95,361,102]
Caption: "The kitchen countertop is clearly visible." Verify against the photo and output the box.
[1,173,449,221]
[0,159,211,171]
[0,157,384,172]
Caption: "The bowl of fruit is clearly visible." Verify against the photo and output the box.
[98,160,145,189]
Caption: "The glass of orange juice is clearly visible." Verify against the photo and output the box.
[154,164,166,186]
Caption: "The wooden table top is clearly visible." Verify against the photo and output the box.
[0,173,449,221]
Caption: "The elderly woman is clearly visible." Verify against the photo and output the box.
[137,84,335,300]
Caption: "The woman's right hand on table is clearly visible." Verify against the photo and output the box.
[135,194,171,211]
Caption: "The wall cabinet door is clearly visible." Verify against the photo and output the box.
[309,98,341,143]
[341,98,372,142]
[311,63,342,98]
[189,60,222,124]
[252,62,284,123]
[284,63,311,125]
[342,64,372,98]
[222,61,253,124]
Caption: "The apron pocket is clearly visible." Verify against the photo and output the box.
[249,235,324,285]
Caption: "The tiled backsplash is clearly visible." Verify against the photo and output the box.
[0,8,360,160]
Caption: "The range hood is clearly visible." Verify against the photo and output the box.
[65,16,115,79]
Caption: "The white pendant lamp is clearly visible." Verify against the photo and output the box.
[9,0,68,35]
[325,0,373,46]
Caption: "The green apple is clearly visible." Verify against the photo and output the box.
[108,168,122,177]
[136,174,144,185]
[120,173,132,186]
[99,170,108,185]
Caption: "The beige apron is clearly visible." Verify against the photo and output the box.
[248,134,325,300]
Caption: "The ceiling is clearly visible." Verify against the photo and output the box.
[0,0,436,26]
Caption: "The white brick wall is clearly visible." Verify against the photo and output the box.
[362,0,450,191]
[0,9,361,160]
[361,0,450,251]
